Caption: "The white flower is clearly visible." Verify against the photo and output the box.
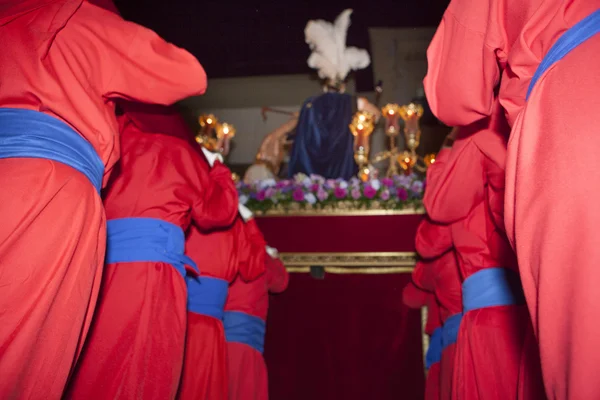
[370,179,381,191]
[239,194,249,205]
[305,192,317,205]
[302,177,312,188]
[258,178,277,189]
[338,181,348,189]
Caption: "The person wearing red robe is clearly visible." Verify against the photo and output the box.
[424,2,600,397]
[423,108,539,399]
[179,202,266,400]
[66,104,238,400]
[0,1,207,398]
[403,280,441,400]
[415,216,462,400]
[224,245,289,400]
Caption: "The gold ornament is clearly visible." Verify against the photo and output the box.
[424,153,436,167]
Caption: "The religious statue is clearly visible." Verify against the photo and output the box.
[287,9,380,180]
[244,113,299,183]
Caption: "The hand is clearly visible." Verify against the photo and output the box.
[238,203,253,222]
[201,147,224,167]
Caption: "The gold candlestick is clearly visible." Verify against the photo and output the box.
[349,111,375,181]
[398,103,424,174]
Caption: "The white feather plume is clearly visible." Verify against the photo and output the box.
[304,9,370,82]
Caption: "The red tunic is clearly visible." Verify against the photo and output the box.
[67,106,238,400]
[415,217,462,400]
[225,251,289,400]
[423,2,600,397]
[403,281,441,400]
[423,114,537,399]
[179,213,266,400]
[0,2,206,398]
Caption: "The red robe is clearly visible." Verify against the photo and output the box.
[225,250,289,400]
[403,282,441,400]
[424,1,600,397]
[0,2,206,398]
[423,112,536,400]
[67,106,238,400]
[415,217,462,400]
[179,215,266,400]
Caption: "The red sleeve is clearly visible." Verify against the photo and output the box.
[266,256,289,294]
[87,4,207,104]
[237,219,267,282]
[423,136,484,224]
[423,0,501,127]
[190,161,239,230]
[415,217,453,259]
[402,281,428,309]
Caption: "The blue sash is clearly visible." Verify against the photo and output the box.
[425,327,442,369]
[462,268,525,313]
[186,276,229,320]
[0,108,104,193]
[527,9,600,100]
[106,217,197,279]
[441,313,463,350]
[223,311,266,354]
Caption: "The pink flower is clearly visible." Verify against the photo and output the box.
[310,183,320,192]
[396,187,408,201]
[256,190,266,201]
[265,187,276,198]
[351,188,361,199]
[363,185,377,199]
[380,189,390,200]
[292,189,305,202]
[382,177,394,188]
[334,187,347,199]
[317,188,328,201]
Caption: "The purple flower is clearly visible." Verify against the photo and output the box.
[411,181,424,193]
[275,180,290,189]
[334,187,347,199]
[310,183,320,192]
[380,189,390,201]
[256,190,266,201]
[364,185,377,199]
[382,177,394,188]
[292,189,305,202]
[396,187,408,201]
[351,188,361,200]
[396,175,412,187]
[264,187,276,198]
[325,179,337,189]
[317,188,328,201]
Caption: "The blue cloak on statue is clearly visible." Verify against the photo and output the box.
[288,92,358,180]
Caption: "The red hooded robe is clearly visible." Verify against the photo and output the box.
[0,1,206,398]
[67,104,238,400]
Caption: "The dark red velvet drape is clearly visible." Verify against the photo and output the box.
[264,272,424,400]
[257,213,425,399]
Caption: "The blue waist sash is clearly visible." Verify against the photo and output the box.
[105,217,197,279]
[223,311,266,354]
[186,276,229,320]
[441,313,463,350]
[462,268,525,313]
[425,327,443,369]
[527,9,600,100]
[0,108,104,193]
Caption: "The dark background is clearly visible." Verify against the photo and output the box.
[114,0,450,91]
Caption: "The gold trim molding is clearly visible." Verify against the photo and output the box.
[286,266,414,274]
[255,205,425,217]
[280,252,417,268]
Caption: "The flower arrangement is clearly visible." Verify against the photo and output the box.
[237,173,425,214]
